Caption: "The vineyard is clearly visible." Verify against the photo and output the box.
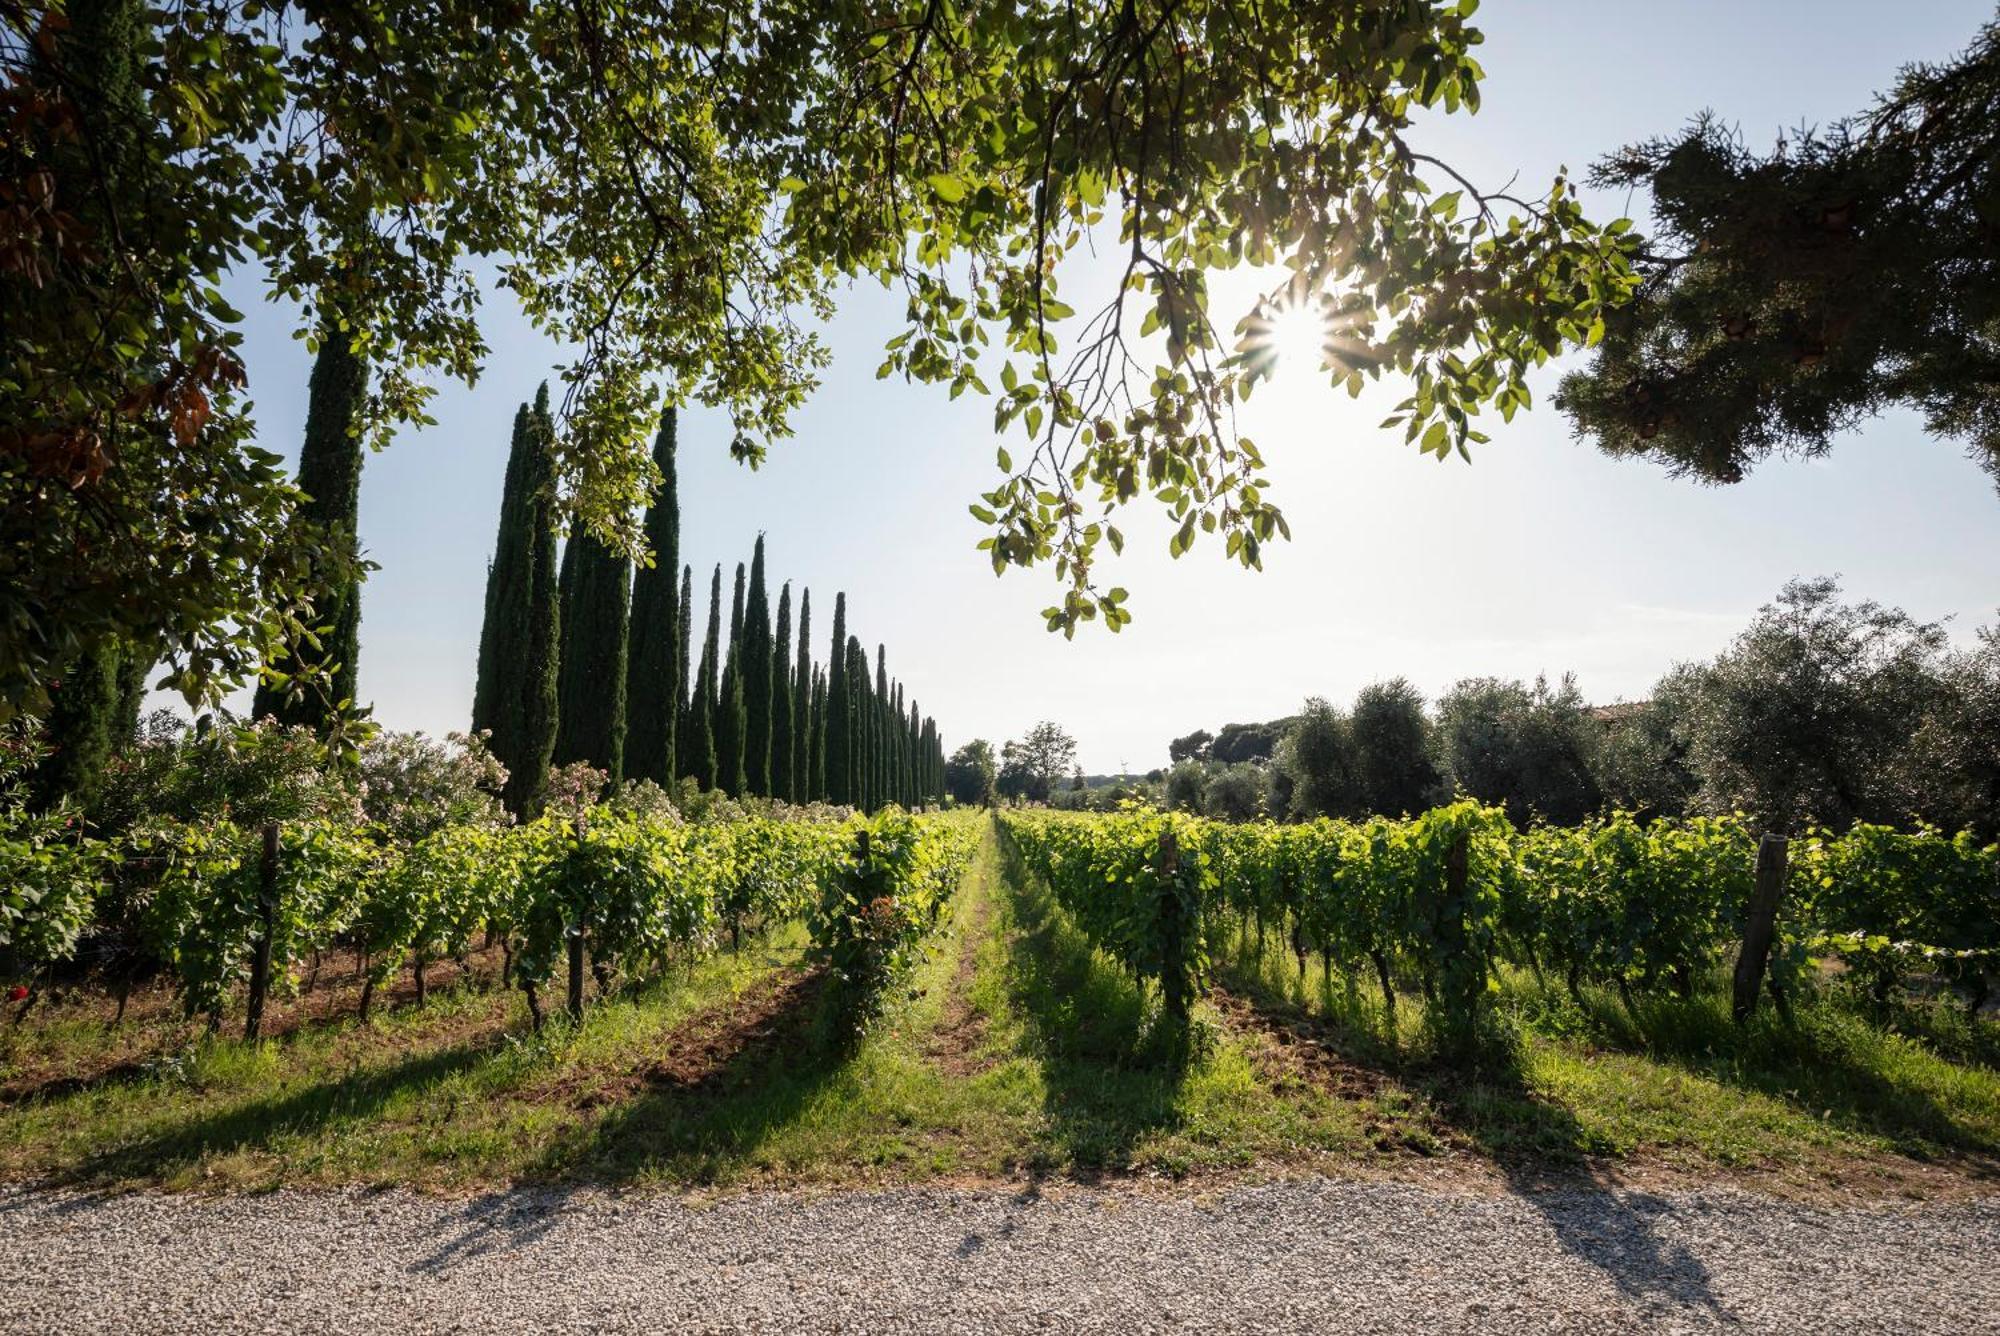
[2,801,980,1042]
[1001,805,2000,1044]
[2,800,1997,1192]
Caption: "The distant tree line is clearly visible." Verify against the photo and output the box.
[471,397,948,816]
[1161,578,1999,839]
[940,722,1082,808]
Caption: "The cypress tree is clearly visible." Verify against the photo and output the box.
[472,403,533,741]
[891,687,904,808]
[771,582,794,803]
[728,560,746,656]
[716,664,745,796]
[899,688,913,807]
[688,565,721,789]
[252,326,369,730]
[674,563,695,782]
[825,594,850,805]
[29,647,120,811]
[514,401,563,816]
[713,562,748,795]
[873,646,890,809]
[508,393,562,814]
[114,650,149,740]
[472,392,561,816]
[847,635,869,810]
[792,589,813,802]
[809,667,828,801]
[743,536,773,795]
[924,718,941,803]
[624,407,680,787]
[553,519,632,784]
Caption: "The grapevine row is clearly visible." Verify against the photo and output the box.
[1001,806,2000,1037]
[2,805,980,1037]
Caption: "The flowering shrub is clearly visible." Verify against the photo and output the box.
[357,729,508,843]
[541,762,611,820]
[605,778,682,823]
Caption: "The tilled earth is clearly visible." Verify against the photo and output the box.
[3,1179,1996,1334]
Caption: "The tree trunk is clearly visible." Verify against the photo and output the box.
[1370,949,1396,1022]
[1732,834,1790,1025]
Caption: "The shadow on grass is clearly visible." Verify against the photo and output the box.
[994,841,1192,1176]
[0,1058,154,1110]
[533,969,846,1186]
[0,953,512,1114]
[60,1035,503,1185]
[1540,981,2000,1165]
[1213,942,1728,1318]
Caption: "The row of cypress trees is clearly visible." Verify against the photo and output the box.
[472,400,947,815]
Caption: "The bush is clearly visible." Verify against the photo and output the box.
[95,714,362,833]
[359,730,509,843]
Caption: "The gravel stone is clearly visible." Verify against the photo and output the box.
[2,1179,1995,1334]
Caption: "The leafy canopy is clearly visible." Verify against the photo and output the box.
[2,0,1638,716]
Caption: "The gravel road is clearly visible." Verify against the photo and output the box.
[3,1179,1995,1334]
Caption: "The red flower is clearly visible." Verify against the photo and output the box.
[6,985,27,1003]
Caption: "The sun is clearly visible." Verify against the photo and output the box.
[1236,289,1338,387]
[1266,299,1333,377]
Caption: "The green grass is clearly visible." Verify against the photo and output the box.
[0,925,814,1190]
[2,817,1996,1196]
[1213,916,2000,1181]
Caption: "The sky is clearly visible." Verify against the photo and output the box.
[203,0,2000,776]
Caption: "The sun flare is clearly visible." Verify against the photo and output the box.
[1237,289,1343,388]
[1265,299,1332,378]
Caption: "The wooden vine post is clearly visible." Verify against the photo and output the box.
[1732,834,1790,1025]
[1438,829,1475,1048]
[567,813,587,1024]
[1155,824,1189,1030]
[244,822,280,1043]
